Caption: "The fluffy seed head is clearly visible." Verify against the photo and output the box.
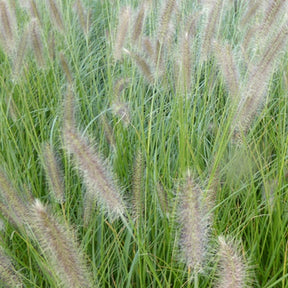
[0,0,17,54]
[60,52,73,84]
[0,247,23,287]
[13,26,29,79]
[30,18,46,68]
[0,170,30,228]
[42,143,65,204]
[157,0,177,44]
[216,236,249,288]
[178,172,211,273]
[114,6,131,60]
[46,0,65,32]
[132,151,145,219]
[30,199,92,288]
[63,128,125,219]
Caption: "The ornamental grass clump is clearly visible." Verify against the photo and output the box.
[29,199,93,288]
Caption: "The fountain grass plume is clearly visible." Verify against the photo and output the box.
[216,236,251,288]
[157,0,177,44]
[0,169,30,229]
[63,128,125,219]
[201,0,223,61]
[0,0,17,54]
[213,41,240,101]
[60,52,73,84]
[132,150,145,219]
[0,247,23,287]
[233,23,288,135]
[29,199,93,288]
[178,171,212,274]
[30,18,46,68]
[73,0,90,36]
[132,4,146,43]
[46,0,65,32]
[42,143,65,204]
[114,6,131,60]
[13,25,29,79]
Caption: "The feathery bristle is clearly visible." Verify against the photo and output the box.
[46,0,65,32]
[30,18,46,68]
[42,143,65,204]
[59,52,73,84]
[114,6,131,60]
[30,199,92,288]
[178,172,211,273]
[63,129,125,219]
[0,247,23,287]
[216,236,248,288]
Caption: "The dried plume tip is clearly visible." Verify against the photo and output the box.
[30,18,46,68]
[42,143,65,204]
[46,0,65,32]
[0,0,17,54]
[216,236,250,288]
[178,171,211,273]
[30,199,92,288]
[114,6,131,60]
[0,247,23,287]
[63,128,125,219]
